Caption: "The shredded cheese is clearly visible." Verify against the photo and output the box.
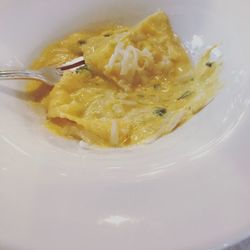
[105,42,154,87]
[110,120,119,146]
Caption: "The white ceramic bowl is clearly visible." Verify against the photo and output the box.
[1,0,250,249]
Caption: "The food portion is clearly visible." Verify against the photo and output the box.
[83,12,191,91]
[27,11,221,147]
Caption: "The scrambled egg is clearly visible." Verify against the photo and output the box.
[27,11,220,147]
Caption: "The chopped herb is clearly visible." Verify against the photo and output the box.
[138,94,144,98]
[178,90,193,100]
[76,65,88,73]
[153,84,161,90]
[103,33,112,37]
[206,62,214,68]
[78,40,87,45]
[154,107,167,117]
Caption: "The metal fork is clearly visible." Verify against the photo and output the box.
[0,57,85,86]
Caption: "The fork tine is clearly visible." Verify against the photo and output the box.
[59,57,85,71]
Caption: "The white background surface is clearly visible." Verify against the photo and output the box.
[0,0,250,249]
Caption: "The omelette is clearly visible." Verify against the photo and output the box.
[27,11,221,147]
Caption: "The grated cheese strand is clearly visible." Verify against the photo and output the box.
[110,120,119,146]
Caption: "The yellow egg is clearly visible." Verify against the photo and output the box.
[27,11,221,147]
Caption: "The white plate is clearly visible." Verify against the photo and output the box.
[0,0,250,249]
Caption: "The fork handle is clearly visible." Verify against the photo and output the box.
[0,69,45,82]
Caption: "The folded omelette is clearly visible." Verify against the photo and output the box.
[27,11,220,147]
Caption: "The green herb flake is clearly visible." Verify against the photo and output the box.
[137,94,145,98]
[75,65,88,74]
[153,84,161,90]
[206,62,214,68]
[103,33,112,37]
[177,90,193,100]
[154,107,167,117]
[78,40,87,45]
